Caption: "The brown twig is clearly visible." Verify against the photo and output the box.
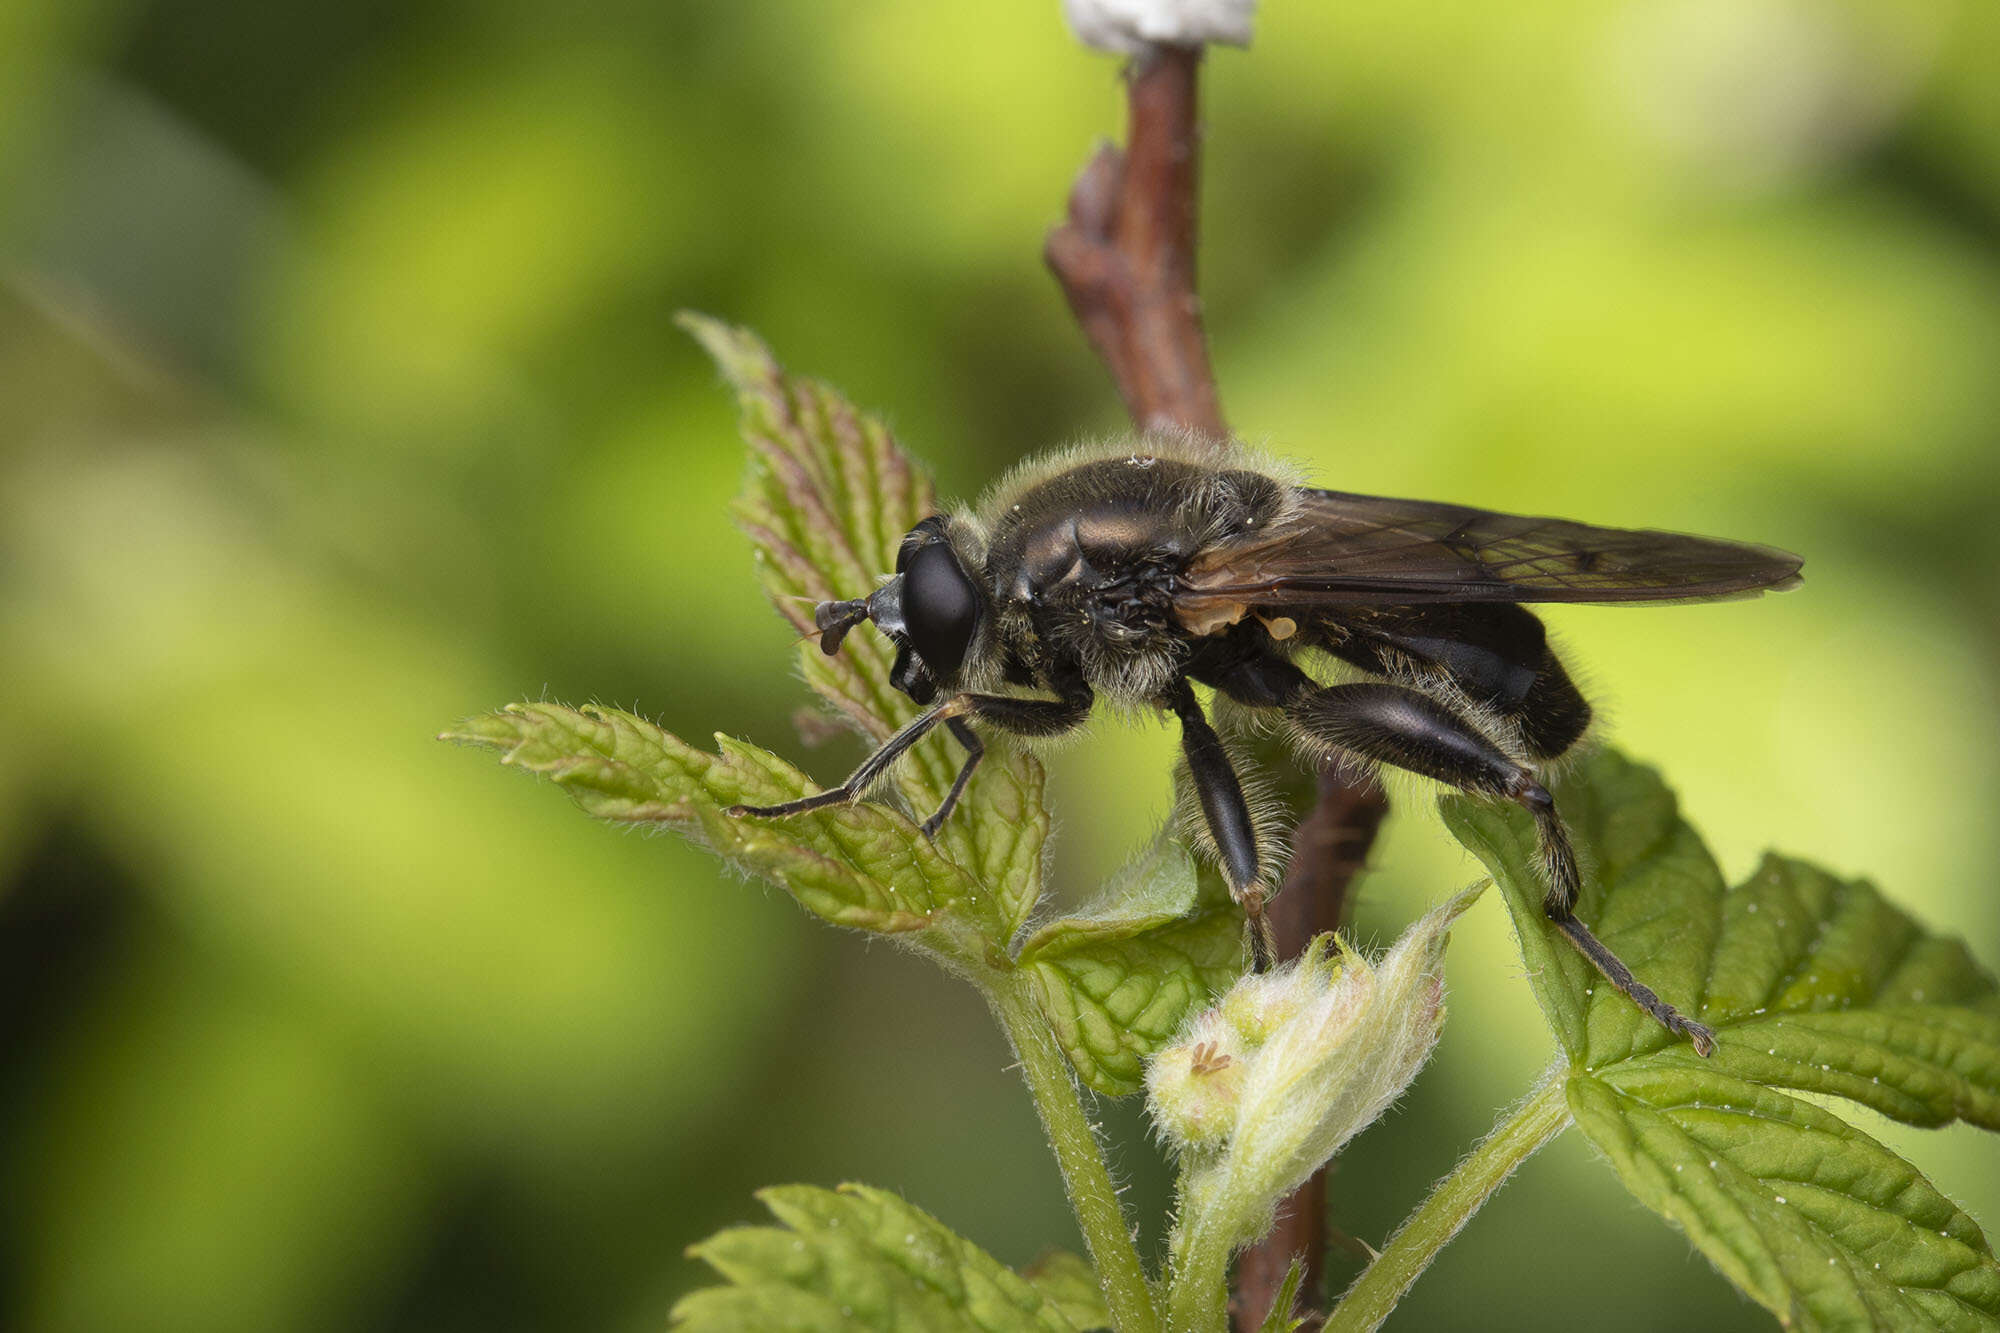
[1043,42,1391,1332]
[1045,46,1224,436]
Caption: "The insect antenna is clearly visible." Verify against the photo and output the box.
[813,597,872,654]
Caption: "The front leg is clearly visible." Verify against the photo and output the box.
[1168,680,1277,972]
[920,719,984,837]
[727,700,959,820]
[729,687,1093,826]
[918,687,1095,834]
[956,686,1095,737]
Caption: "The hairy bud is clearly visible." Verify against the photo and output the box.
[1150,886,1482,1255]
[1146,1011,1249,1151]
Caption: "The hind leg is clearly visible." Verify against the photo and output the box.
[1286,681,1714,1055]
[1326,605,1593,761]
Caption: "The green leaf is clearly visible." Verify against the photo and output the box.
[679,312,1048,932]
[673,1184,1088,1332]
[1255,1257,1308,1333]
[1019,1251,1110,1332]
[1017,831,1212,959]
[443,702,994,939]
[1443,748,2000,1329]
[1440,750,2000,1116]
[1572,1067,2000,1330]
[449,320,1056,953]
[1442,750,1716,1066]
[1021,836,1245,1095]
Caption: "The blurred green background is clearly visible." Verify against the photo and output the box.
[3,2,1997,1330]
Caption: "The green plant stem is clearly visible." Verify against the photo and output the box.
[1323,1071,1571,1333]
[987,969,1161,1333]
[1163,1166,1239,1332]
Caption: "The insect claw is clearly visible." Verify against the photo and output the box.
[1238,884,1278,972]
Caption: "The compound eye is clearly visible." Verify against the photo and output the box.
[900,541,979,679]
[896,515,950,573]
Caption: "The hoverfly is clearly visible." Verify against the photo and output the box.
[729,437,1802,1055]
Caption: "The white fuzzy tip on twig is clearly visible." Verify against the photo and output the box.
[1062,0,1257,55]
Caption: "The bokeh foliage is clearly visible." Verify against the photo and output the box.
[2,2,1998,1331]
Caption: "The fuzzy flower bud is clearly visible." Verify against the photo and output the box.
[1151,886,1482,1264]
[1062,0,1258,56]
[1218,948,1331,1045]
[1145,1010,1247,1150]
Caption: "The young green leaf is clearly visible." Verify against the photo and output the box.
[1571,1067,2000,1329]
[673,1184,1088,1332]
[1255,1258,1309,1333]
[1016,833,1209,959]
[1019,1251,1110,1332]
[678,312,1047,927]
[1443,749,2000,1329]
[449,320,1055,953]
[443,701,1008,938]
[1018,836,1245,1095]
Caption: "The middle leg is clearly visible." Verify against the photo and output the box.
[1167,679,1277,972]
[920,719,984,838]
[1285,681,1714,1055]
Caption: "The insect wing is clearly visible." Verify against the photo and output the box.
[1178,488,1803,608]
